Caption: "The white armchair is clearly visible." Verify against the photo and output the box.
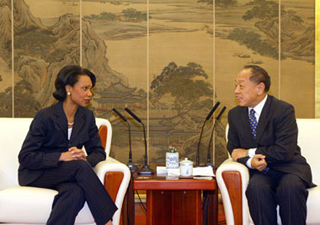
[0,117,130,225]
[216,119,320,225]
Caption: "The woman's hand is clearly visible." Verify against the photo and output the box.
[59,147,87,161]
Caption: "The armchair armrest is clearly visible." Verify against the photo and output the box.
[216,158,250,225]
[94,157,131,225]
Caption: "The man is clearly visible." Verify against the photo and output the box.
[227,65,314,225]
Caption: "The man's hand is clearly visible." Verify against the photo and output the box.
[251,154,267,172]
[106,220,113,225]
[231,148,248,161]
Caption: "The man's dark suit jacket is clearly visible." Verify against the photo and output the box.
[18,101,106,186]
[227,95,314,188]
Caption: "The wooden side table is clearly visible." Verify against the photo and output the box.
[124,174,218,225]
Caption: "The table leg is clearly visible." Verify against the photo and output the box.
[203,190,218,225]
[122,172,135,225]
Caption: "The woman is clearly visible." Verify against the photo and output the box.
[18,65,117,225]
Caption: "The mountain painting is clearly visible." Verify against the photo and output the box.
[0,0,316,167]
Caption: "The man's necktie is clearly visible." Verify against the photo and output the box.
[249,109,257,139]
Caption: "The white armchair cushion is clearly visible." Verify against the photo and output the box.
[0,186,55,223]
[0,186,95,224]
[306,186,320,224]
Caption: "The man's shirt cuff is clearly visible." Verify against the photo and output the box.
[245,148,256,168]
[246,157,253,168]
[248,148,256,157]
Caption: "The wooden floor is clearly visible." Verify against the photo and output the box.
[133,200,226,225]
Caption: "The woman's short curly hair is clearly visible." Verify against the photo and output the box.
[53,65,96,101]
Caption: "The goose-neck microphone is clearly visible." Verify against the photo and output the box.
[125,108,154,175]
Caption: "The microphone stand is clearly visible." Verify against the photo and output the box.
[125,108,154,175]
[126,121,138,171]
[138,122,155,175]
[196,102,220,167]
[196,121,206,167]
[112,108,137,171]
[206,121,215,169]
[206,106,226,169]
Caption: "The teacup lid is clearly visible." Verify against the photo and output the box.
[180,157,193,165]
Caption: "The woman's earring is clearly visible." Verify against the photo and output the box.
[67,92,71,96]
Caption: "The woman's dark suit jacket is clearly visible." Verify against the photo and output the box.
[227,95,314,187]
[18,101,106,186]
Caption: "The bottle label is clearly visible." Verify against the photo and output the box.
[166,152,179,169]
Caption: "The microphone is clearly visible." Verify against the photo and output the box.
[113,108,127,122]
[215,106,226,121]
[125,108,141,123]
[196,101,220,167]
[112,108,137,171]
[206,106,226,169]
[125,108,154,175]
[206,102,221,120]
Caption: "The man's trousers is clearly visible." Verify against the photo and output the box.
[246,169,308,225]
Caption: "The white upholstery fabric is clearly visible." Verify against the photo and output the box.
[217,119,320,225]
[0,187,55,223]
[0,117,130,225]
